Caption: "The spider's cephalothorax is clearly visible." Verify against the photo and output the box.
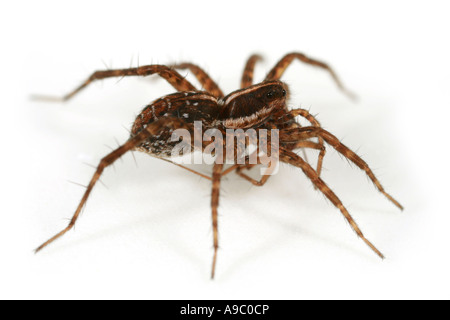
[216,80,289,129]
[35,52,403,279]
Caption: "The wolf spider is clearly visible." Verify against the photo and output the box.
[35,52,403,279]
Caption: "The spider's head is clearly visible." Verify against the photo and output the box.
[220,81,289,129]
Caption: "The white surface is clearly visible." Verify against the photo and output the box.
[2,0,449,299]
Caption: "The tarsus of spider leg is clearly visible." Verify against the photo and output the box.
[29,94,66,103]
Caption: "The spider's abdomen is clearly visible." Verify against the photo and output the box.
[131,91,219,135]
[130,91,220,156]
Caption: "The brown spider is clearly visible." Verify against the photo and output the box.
[35,52,403,279]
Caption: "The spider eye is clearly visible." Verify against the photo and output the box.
[282,89,287,97]
[266,91,274,98]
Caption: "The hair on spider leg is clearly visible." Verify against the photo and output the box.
[82,162,97,169]
[121,124,132,134]
[67,180,88,189]
[100,59,112,71]
[113,137,124,164]
[120,127,139,167]
[96,177,109,189]
[128,55,134,69]
[130,151,139,168]
[115,74,127,85]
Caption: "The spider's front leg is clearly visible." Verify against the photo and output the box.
[32,65,197,102]
[280,125,403,210]
[277,108,327,177]
[266,52,356,100]
[35,117,187,253]
[210,162,224,279]
[235,140,324,189]
[279,147,384,258]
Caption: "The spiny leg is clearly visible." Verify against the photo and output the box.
[265,52,356,99]
[210,163,224,279]
[280,125,403,210]
[33,65,197,102]
[279,148,384,258]
[235,164,270,187]
[240,54,263,88]
[170,63,224,98]
[231,144,275,187]
[35,118,182,253]
[235,141,323,186]
[277,108,326,177]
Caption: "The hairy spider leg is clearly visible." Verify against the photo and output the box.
[170,63,224,98]
[279,148,384,258]
[266,52,356,100]
[232,107,329,186]
[34,118,186,253]
[32,65,198,102]
[236,141,323,188]
[240,54,263,88]
[211,163,224,279]
[235,165,272,187]
[279,125,403,210]
[277,108,327,177]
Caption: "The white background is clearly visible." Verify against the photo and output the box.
[1,0,449,299]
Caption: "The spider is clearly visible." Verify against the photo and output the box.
[34,52,403,279]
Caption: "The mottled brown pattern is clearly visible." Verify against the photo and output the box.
[36,52,402,279]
